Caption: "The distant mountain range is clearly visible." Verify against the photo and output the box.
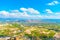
[0,18,60,23]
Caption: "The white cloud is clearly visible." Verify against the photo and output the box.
[0,11,8,16]
[44,9,60,19]
[0,8,60,19]
[0,10,28,18]
[0,11,10,18]
[20,8,27,11]
[55,12,60,15]
[45,9,53,14]
[20,8,40,14]
[27,8,40,14]
[47,1,59,6]
[47,15,60,19]
[10,10,20,13]
[0,8,40,18]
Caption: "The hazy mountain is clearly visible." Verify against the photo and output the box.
[0,18,60,23]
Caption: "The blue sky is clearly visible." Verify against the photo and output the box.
[0,0,60,19]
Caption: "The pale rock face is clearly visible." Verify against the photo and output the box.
[25,30,31,34]
[54,33,60,38]
[53,33,60,40]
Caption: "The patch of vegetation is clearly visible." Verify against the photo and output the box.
[0,22,60,40]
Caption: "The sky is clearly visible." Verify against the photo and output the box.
[0,0,60,19]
